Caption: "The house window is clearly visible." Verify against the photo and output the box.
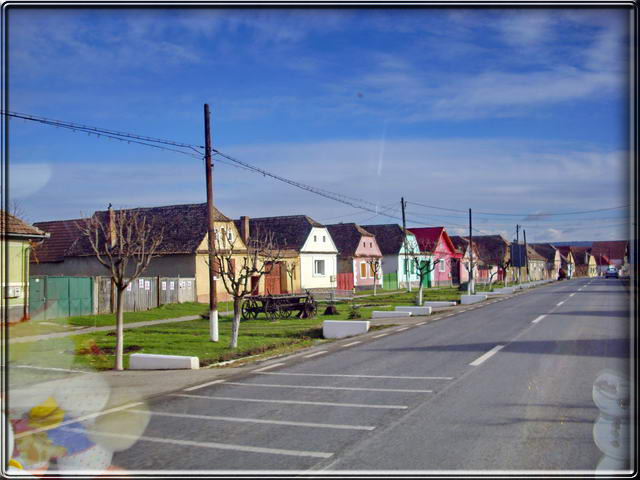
[439,259,445,272]
[314,259,325,275]
[227,230,234,242]
[323,236,326,242]
[361,262,368,278]
[314,235,317,242]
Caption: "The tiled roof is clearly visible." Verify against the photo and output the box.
[525,245,546,262]
[326,223,374,257]
[471,235,511,265]
[32,218,85,262]
[360,224,408,255]
[233,215,324,252]
[409,227,460,257]
[569,246,592,266]
[590,241,628,261]
[1,210,47,238]
[529,243,558,263]
[449,235,469,254]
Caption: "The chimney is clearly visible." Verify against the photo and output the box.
[240,216,250,244]
[108,205,116,247]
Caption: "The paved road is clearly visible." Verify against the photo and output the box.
[51,278,631,473]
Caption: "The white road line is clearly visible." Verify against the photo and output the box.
[569,293,575,297]
[256,372,453,380]
[255,362,286,372]
[9,364,91,374]
[129,409,375,431]
[184,379,226,392]
[221,382,432,393]
[396,327,409,332]
[415,322,426,326]
[59,427,333,458]
[342,341,361,347]
[373,333,388,338]
[171,394,409,409]
[469,345,504,367]
[557,301,565,306]
[304,351,327,358]
[532,315,546,324]
[14,402,144,439]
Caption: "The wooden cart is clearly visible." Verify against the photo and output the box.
[241,292,317,320]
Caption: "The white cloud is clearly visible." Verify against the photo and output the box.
[9,163,53,199]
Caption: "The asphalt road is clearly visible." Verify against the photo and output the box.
[72,278,631,473]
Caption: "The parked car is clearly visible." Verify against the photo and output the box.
[604,266,619,278]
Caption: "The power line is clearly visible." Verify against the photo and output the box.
[407,200,629,217]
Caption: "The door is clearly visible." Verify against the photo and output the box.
[450,258,460,285]
[28,276,46,321]
[69,277,93,316]
[264,262,281,295]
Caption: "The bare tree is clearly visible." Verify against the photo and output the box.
[366,258,382,296]
[210,229,284,349]
[405,239,439,306]
[78,207,163,371]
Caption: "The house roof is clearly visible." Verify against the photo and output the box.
[360,224,409,255]
[41,203,231,260]
[569,246,592,266]
[449,235,484,264]
[1,210,47,239]
[590,241,628,261]
[525,245,546,262]
[471,235,511,265]
[408,227,460,257]
[556,246,574,263]
[325,223,375,257]
[32,218,85,262]
[233,215,324,251]
[529,243,558,263]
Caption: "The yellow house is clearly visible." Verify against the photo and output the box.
[1,211,49,323]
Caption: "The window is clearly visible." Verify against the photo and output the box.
[314,259,325,275]
[314,235,317,242]
[323,236,326,242]
[227,230,234,242]
[410,261,415,274]
[361,262,368,278]
[439,259,446,272]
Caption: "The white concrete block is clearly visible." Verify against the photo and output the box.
[422,301,457,307]
[460,294,488,305]
[129,353,199,370]
[323,320,370,339]
[495,287,515,294]
[395,306,432,315]
[371,310,412,318]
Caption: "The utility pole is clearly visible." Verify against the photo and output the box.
[401,197,411,292]
[204,104,218,342]
[515,224,521,284]
[468,208,473,295]
[523,229,529,282]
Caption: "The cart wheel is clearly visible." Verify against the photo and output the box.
[241,301,255,321]
[278,307,292,319]
[265,298,278,320]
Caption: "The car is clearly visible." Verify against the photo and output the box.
[604,266,619,278]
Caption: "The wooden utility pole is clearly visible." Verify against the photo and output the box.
[468,208,473,295]
[523,229,529,282]
[401,197,411,292]
[516,224,521,284]
[205,104,218,342]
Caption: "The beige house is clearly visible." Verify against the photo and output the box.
[530,243,561,280]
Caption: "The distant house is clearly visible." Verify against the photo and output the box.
[525,245,548,281]
[569,246,597,277]
[471,235,513,283]
[590,241,628,274]
[361,224,428,289]
[326,223,383,291]
[33,203,246,303]
[1,211,49,323]
[449,235,487,284]
[529,243,561,280]
[236,215,338,292]
[556,246,575,279]
[408,227,461,287]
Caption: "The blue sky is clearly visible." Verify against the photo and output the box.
[6,6,632,242]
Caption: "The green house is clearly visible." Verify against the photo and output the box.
[1,211,49,323]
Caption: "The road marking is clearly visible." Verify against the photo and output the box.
[8,364,90,374]
[569,293,575,297]
[221,382,433,393]
[557,301,565,306]
[396,327,409,332]
[257,372,453,380]
[304,351,327,358]
[14,401,144,439]
[342,341,361,347]
[129,409,375,431]
[469,345,504,367]
[415,322,426,326]
[184,379,225,392]
[59,426,333,458]
[373,333,388,338]
[532,315,546,324]
[171,394,409,409]
[255,362,286,372]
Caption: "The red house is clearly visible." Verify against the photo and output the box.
[408,227,462,286]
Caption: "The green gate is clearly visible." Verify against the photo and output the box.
[420,260,432,288]
[382,272,398,290]
[28,276,93,321]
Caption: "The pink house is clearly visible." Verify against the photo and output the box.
[326,223,383,291]
[408,227,462,287]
